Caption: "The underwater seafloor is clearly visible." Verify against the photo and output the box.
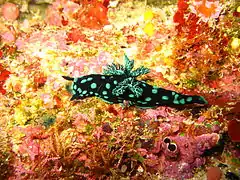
[0,0,240,179]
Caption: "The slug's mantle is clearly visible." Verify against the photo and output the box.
[63,55,208,108]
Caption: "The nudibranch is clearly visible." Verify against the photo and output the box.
[63,55,208,108]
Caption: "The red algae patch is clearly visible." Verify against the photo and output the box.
[1,3,20,21]
[207,167,222,180]
[228,120,240,142]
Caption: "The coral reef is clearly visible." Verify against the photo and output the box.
[0,0,239,179]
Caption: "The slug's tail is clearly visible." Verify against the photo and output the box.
[62,76,74,81]
[191,95,208,105]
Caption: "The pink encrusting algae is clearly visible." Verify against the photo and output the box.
[0,0,240,179]
[143,133,220,179]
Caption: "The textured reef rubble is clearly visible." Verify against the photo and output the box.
[0,0,240,179]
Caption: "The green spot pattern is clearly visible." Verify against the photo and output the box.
[87,77,93,81]
[129,94,135,98]
[77,88,82,93]
[152,89,158,94]
[162,96,169,100]
[102,91,107,95]
[72,89,76,95]
[186,97,192,102]
[90,83,97,89]
[145,97,152,102]
[180,99,185,104]
[106,83,111,89]
[173,94,179,104]
[81,79,87,83]
[173,100,179,104]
